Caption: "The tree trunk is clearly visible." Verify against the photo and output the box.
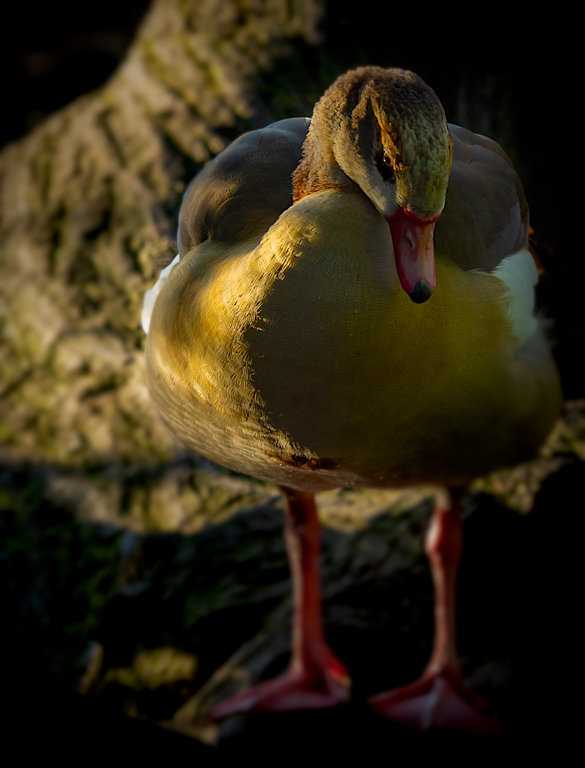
[0,0,324,467]
[1,8,582,754]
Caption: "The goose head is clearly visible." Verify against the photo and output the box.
[293,67,452,303]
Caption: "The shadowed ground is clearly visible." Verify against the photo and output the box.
[1,3,577,763]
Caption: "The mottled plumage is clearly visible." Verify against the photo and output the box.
[145,70,559,493]
[143,67,561,730]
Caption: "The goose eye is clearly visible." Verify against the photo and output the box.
[376,150,395,183]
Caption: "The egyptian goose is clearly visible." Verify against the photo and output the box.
[143,67,561,734]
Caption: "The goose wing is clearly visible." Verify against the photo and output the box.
[178,117,310,254]
[436,124,529,271]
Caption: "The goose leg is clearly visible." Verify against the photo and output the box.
[210,487,351,720]
[369,492,500,735]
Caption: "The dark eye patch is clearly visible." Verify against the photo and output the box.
[375,149,395,183]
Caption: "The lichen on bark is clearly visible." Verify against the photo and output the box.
[0,0,325,466]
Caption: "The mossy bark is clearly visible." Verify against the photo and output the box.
[0,0,324,466]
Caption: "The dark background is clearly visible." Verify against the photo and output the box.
[2,4,576,764]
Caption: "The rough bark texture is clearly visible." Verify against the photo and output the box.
[0,0,323,467]
[0,4,580,759]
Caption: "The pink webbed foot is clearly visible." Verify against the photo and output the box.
[369,668,500,736]
[369,495,500,736]
[209,650,351,721]
[210,487,352,722]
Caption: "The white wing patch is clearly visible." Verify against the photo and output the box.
[491,248,538,348]
[141,254,181,334]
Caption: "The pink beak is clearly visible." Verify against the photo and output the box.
[386,208,438,304]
